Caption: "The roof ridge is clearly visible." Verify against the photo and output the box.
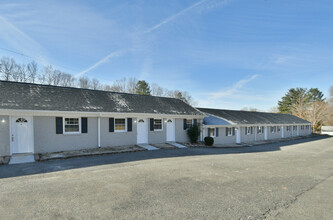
[0,80,183,101]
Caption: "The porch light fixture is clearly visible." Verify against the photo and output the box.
[134,120,137,123]
[1,118,6,123]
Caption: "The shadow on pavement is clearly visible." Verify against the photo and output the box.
[0,135,331,179]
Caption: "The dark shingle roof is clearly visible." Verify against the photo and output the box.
[0,81,204,116]
[198,108,310,125]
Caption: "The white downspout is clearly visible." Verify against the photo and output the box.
[98,115,101,147]
[264,126,268,140]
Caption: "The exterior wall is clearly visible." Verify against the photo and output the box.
[255,128,265,141]
[34,116,98,153]
[321,126,333,136]
[100,117,137,147]
[240,127,255,143]
[299,125,310,136]
[148,119,167,144]
[0,116,10,156]
[267,126,282,140]
[175,118,190,143]
[283,125,293,138]
[212,127,236,145]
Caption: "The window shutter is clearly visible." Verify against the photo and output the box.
[250,127,253,134]
[193,119,197,126]
[183,119,187,130]
[109,118,114,132]
[216,128,219,137]
[127,118,132,132]
[262,127,264,133]
[56,117,63,134]
[150,118,154,131]
[226,128,228,136]
[208,128,211,137]
[245,127,247,135]
[81,117,88,133]
[233,128,235,136]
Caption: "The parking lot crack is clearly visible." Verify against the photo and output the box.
[258,172,333,219]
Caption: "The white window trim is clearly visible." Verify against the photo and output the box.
[226,127,233,136]
[63,117,81,135]
[246,127,251,135]
[258,126,263,134]
[209,127,216,137]
[153,118,163,131]
[186,119,193,129]
[114,118,127,133]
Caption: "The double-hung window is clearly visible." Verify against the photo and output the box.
[257,126,263,134]
[154,119,163,131]
[115,118,126,132]
[209,128,215,137]
[64,117,80,134]
[226,127,233,136]
[271,126,277,133]
[186,119,193,128]
[293,126,297,131]
[277,126,281,132]
[245,127,252,135]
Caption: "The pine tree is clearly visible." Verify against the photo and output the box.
[135,80,151,95]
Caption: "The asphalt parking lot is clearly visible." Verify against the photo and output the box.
[1,136,332,219]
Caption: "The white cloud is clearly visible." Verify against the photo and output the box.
[75,49,126,78]
[209,74,259,99]
[0,15,49,65]
[142,0,208,34]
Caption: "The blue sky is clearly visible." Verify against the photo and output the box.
[0,0,332,111]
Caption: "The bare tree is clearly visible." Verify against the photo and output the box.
[127,77,138,93]
[40,65,54,85]
[0,57,16,80]
[60,73,76,87]
[304,100,328,132]
[78,77,91,89]
[166,89,196,105]
[91,78,101,90]
[151,83,164,96]
[17,64,29,82]
[110,78,126,92]
[27,61,38,83]
[269,106,279,113]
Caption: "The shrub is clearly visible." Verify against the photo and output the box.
[187,124,200,143]
[204,136,214,146]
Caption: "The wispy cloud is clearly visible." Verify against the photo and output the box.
[77,0,232,76]
[209,74,259,99]
[143,0,208,34]
[75,49,126,78]
[0,14,48,65]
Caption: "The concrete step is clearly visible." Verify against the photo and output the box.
[137,144,159,151]
[168,142,187,149]
[9,153,35,164]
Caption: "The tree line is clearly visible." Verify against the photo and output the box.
[277,87,333,132]
[0,56,195,105]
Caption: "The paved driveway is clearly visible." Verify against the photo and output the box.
[1,136,332,219]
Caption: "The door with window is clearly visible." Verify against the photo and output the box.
[166,119,175,142]
[137,118,148,144]
[11,116,34,154]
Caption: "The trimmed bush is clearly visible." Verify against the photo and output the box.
[187,124,200,143]
[204,136,214,146]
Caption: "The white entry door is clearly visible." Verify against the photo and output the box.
[166,119,175,142]
[236,127,241,144]
[137,118,148,144]
[11,117,34,154]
